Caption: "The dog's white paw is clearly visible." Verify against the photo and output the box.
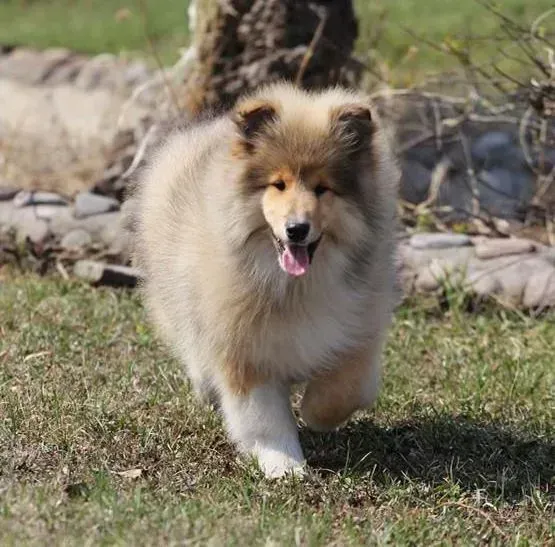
[254,445,306,479]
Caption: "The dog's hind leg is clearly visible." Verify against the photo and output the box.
[218,377,305,478]
[300,338,384,432]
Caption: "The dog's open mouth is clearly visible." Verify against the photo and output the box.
[272,234,321,277]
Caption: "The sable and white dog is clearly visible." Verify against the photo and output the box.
[128,83,400,478]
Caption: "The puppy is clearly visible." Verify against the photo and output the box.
[129,82,400,477]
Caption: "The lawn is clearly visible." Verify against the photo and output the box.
[0,0,553,84]
[0,270,553,545]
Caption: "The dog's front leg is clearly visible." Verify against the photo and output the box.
[218,378,305,478]
[300,338,383,432]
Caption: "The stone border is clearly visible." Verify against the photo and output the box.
[399,233,555,309]
[1,187,554,309]
[0,46,153,92]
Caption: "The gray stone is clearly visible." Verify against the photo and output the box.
[61,229,93,249]
[414,266,441,291]
[74,192,120,219]
[0,203,50,243]
[73,260,139,287]
[410,233,471,250]
[0,201,15,229]
[0,77,152,179]
[540,247,555,266]
[475,238,536,259]
[34,204,68,221]
[18,218,49,244]
[44,56,86,85]
[0,186,19,201]
[477,167,534,218]
[400,159,432,204]
[494,257,547,305]
[522,267,555,308]
[123,61,151,87]
[399,244,475,272]
[466,269,502,296]
[413,258,463,292]
[49,209,121,242]
[0,48,72,85]
[13,190,68,207]
[471,131,513,164]
[74,60,123,91]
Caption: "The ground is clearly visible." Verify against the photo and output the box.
[1,269,553,545]
[0,0,553,84]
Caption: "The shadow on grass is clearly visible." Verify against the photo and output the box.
[301,414,554,502]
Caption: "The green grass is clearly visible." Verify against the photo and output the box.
[355,0,555,86]
[0,0,191,66]
[0,1,553,83]
[0,270,553,545]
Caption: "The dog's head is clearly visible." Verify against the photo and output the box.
[230,84,391,278]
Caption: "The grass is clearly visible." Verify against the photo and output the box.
[0,1,553,84]
[0,269,553,545]
[0,0,190,65]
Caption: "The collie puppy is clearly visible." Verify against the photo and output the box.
[129,82,400,478]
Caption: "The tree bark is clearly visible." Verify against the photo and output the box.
[184,0,361,114]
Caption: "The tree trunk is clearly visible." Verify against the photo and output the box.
[184,0,361,114]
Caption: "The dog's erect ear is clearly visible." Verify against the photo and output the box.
[233,100,278,152]
[333,104,375,150]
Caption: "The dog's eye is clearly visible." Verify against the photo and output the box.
[314,184,329,197]
[272,180,286,191]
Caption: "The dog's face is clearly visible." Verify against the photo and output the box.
[231,92,376,277]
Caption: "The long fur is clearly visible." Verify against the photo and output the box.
[127,82,400,477]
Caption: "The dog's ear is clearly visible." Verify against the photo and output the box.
[332,103,375,151]
[233,100,278,153]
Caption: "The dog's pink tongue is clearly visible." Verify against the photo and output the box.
[280,244,309,276]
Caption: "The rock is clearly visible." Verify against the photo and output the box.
[414,265,441,291]
[49,209,121,242]
[471,131,513,164]
[414,258,462,291]
[19,218,49,244]
[61,229,93,250]
[73,260,139,287]
[74,192,120,219]
[0,47,72,85]
[467,269,501,297]
[541,247,555,266]
[0,76,152,180]
[477,167,534,218]
[494,257,546,305]
[0,201,15,230]
[0,186,19,201]
[13,190,68,207]
[74,59,123,91]
[0,203,50,243]
[399,244,475,272]
[410,233,471,250]
[44,56,86,85]
[475,238,536,259]
[123,61,151,87]
[400,160,432,204]
[34,204,68,221]
[522,267,555,308]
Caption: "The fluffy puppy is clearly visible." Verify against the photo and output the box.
[129,82,400,477]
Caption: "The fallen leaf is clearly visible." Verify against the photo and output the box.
[115,7,132,22]
[23,351,52,362]
[114,468,143,479]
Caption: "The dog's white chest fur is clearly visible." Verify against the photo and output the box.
[226,251,366,380]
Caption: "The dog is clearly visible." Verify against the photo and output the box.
[128,82,400,478]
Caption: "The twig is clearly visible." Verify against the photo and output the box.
[295,8,328,86]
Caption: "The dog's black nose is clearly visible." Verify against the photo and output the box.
[285,222,310,243]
